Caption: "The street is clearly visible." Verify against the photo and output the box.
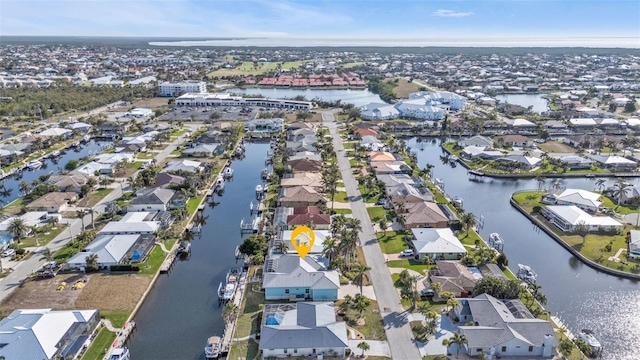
[323,112,423,360]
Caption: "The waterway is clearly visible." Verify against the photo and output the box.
[128,142,270,360]
[495,93,550,114]
[411,138,639,360]
[0,140,110,207]
[226,88,384,107]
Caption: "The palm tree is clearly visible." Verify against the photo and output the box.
[378,218,388,235]
[19,180,31,195]
[460,212,477,236]
[613,178,632,208]
[85,253,99,272]
[222,302,238,324]
[446,297,459,313]
[88,208,96,229]
[274,241,288,254]
[47,216,59,228]
[450,332,469,358]
[30,225,43,246]
[76,210,86,231]
[351,294,371,317]
[322,236,339,264]
[7,218,27,244]
[43,247,53,262]
[357,341,370,357]
[352,263,371,295]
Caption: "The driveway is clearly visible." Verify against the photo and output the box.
[348,340,391,357]
[324,112,423,360]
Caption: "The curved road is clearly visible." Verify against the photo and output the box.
[323,112,422,360]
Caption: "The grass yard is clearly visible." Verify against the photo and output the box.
[366,206,387,222]
[600,195,638,214]
[77,188,114,208]
[139,239,176,275]
[333,208,353,215]
[101,309,130,328]
[18,224,67,248]
[334,191,349,203]
[81,328,117,360]
[386,259,433,274]
[391,78,421,98]
[3,198,23,215]
[208,60,309,78]
[136,152,156,160]
[377,231,409,254]
[187,196,204,216]
[536,141,577,153]
[227,339,259,360]
[336,299,386,341]
[358,184,382,203]
[340,61,366,69]
[126,161,144,170]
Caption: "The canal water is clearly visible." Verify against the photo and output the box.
[0,140,110,207]
[494,93,550,114]
[226,88,385,107]
[128,142,270,360]
[411,138,639,360]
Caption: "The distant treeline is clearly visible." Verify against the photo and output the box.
[2,37,639,55]
[0,83,155,118]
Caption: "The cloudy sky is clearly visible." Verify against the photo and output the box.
[2,0,639,46]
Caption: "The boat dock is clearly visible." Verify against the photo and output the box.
[550,316,576,340]
[103,321,136,360]
[220,270,248,355]
[159,251,177,274]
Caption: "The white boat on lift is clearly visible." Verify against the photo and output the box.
[578,329,602,356]
[517,264,537,284]
[223,167,234,179]
[204,336,222,359]
[27,160,43,170]
[108,347,130,360]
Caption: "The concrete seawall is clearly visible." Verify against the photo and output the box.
[510,191,640,281]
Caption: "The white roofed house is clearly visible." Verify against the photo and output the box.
[541,188,602,213]
[162,159,204,174]
[540,205,622,233]
[66,234,144,269]
[39,127,72,140]
[411,228,467,261]
[494,155,542,170]
[457,135,493,148]
[454,294,557,358]
[0,308,101,360]
[360,135,385,151]
[129,188,179,212]
[504,118,537,129]
[360,102,400,120]
[244,118,284,133]
[394,99,445,120]
[68,121,93,133]
[259,302,349,359]
[628,230,640,257]
[587,154,637,171]
[99,212,161,235]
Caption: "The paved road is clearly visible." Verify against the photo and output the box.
[0,127,196,303]
[323,112,422,360]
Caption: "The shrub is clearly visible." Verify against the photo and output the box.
[110,264,140,272]
[339,276,349,285]
[532,205,541,213]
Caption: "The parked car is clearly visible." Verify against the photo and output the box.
[399,249,414,257]
[420,288,435,299]
[2,248,15,258]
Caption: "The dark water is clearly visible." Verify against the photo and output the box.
[128,142,269,360]
[0,140,109,206]
[411,138,640,360]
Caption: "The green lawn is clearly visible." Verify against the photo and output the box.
[336,299,387,341]
[101,310,130,328]
[600,195,638,214]
[334,191,349,203]
[79,188,115,207]
[227,339,259,360]
[366,206,387,222]
[187,196,204,216]
[18,224,67,248]
[81,328,116,360]
[333,208,353,215]
[235,283,265,339]
[126,161,144,170]
[377,231,409,254]
[358,184,382,203]
[136,152,156,159]
[139,240,176,275]
[3,198,23,215]
[386,259,433,274]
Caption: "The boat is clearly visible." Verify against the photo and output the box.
[27,160,43,170]
[214,176,225,191]
[49,150,61,158]
[177,241,191,255]
[488,233,504,250]
[517,264,537,284]
[261,168,269,180]
[218,268,240,302]
[81,134,91,143]
[452,196,463,207]
[204,335,223,359]
[578,329,602,356]
[449,155,459,163]
[70,141,81,148]
[223,167,234,179]
[255,184,263,196]
[108,347,130,360]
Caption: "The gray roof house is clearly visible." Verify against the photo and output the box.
[263,254,339,301]
[455,294,557,358]
[0,308,100,360]
[457,135,493,148]
[259,302,349,359]
[66,234,142,269]
[129,188,178,212]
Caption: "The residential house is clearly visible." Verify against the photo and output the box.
[549,154,593,170]
[278,186,327,208]
[427,260,478,298]
[286,140,317,155]
[66,234,151,269]
[457,135,493,148]
[0,309,100,360]
[355,128,379,138]
[287,207,331,230]
[455,294,557,358]
[540,205,622,233]
[26,192,77,213]
[0,148,24,165]
[628,230,640,257]
[403,201,449,229]
[288,128,317,143]
[369,160,412,175]
[587,155,637,171]
[182,143,222,157]
[360,102,400,120]
[153,173,185,188]
[461,146,502,160]
[360,135,385,151]
[541,189,602,213]
[72,162,109,176]
[279,229,330,254]
[68,122,93,133]
[496,135,534,148]
[618,185,640,205]
[162,159,204,174]
[45,174,95,194]
[504,118,537,129]
[411,228,467,261]
[286,158,323,173]
[280,172,324,190]
[263,254,339,301]
[129,188,179,212]
[244,118,284,133]
[39,127,72,140]
[259,302,348,359]
[99,212,161,235]
[494,155,542,170]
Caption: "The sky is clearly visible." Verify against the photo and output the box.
[1,0,640,47]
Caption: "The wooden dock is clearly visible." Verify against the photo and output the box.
[221,271,248,355]
[159,252,176,274]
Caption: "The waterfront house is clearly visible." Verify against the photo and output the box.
[427,260,478,298]
[280,172,324,190]
[587,155,637,172]
[288,128,317,142]
[182,143,222,157]
[66,234,148,269]
[162,159,204,174]
[461,146,503,160]
[618,185,640,205]
[262,254,339,301]
[540,205,622,233]
[455,294,557,358]
[503,118,537,129]
[279,229,329,254]
[0,148,24,165]
[541,189,602,213]
[45,174,95,194]
[129,188,178,212]
[259,302,348,359]
[244,118,284,133]
[26,192,77,213]
[38,127,72,140]
[394,99,445,120]
[360,102,400,120]
[289,151,322,162]
[549,154,593,170]
[286,207,331,230]
[369,160,412,175]
[286,140,317,155]
[67,121,93,133]
[278,186,327,208]
[360,135,385,151]
[411,228,467,261]
[402,201,450,229]
[457,135,493,148]
[99,212,161,235]
[628,230,640,257]
[0,309,100,360]
[286,158,323,173]
[366,151,400,163]
[496,134,534,148]
[152,173,186,188]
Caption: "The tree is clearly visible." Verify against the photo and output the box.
[76,210,86,231]
[43,247,53,262]
[595,178,606,192]
[357,341,370,357]
[625,101,637,113]
[613,178,632,208]
[322,236,339,264]
[352,263,371,295]
[573,221,590,244]
[472,276,522,299]
[238,235,268,258]
[296,111,313,122]
[30,225,43,246]
[460,212,477,236]
[274,241,288,254]
[85,253,99,272]
[446,297,459,312]
[222,302,239,323]
[378,218,388,235]
[18,181,31,195]
[450,332,468,358]
[559,338,574,357]
[7,218,27,244]
[351,293,371,317]
[65,159,79,171]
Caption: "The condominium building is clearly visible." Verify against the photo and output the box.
[159,81,207,97]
